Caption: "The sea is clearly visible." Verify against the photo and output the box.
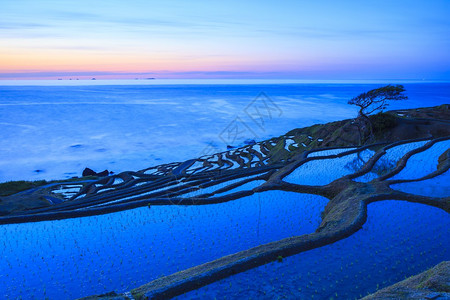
[1,79,448,183]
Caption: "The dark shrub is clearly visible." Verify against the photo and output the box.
[370,112,398,136]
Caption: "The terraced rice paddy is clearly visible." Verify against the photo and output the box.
[0,108,448,299]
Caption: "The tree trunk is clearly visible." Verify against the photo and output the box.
[358,109,374,143]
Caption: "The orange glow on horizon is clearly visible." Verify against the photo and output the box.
[0,48,283,75]
[0,50,304,81]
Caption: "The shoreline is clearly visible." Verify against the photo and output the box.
[1,104,448,220]
[1,83,449,184]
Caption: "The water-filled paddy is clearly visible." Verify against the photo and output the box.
[284,149,374,185]
[389,140,450,181]
[306,147,356,157]
[391,170,450,197]
[178,175,263,198]
[0,191,327,299]
[354,140,428,182]
[179,201,450,299]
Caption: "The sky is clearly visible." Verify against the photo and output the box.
[0,0,449,80]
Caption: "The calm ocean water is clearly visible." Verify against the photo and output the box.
[0,80,449,182]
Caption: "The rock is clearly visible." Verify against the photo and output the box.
[244,139,256,145]
[227,145,235,149]
[82,168,97,177]
[96,170,109,177]
[82,168,109,177]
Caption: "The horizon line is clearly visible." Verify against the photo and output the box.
[1,78,449,87]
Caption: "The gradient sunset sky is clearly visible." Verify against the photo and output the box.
[1,0,449,80]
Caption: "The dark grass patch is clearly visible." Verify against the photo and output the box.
[0,176,98,196]
[0,180,48,196]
